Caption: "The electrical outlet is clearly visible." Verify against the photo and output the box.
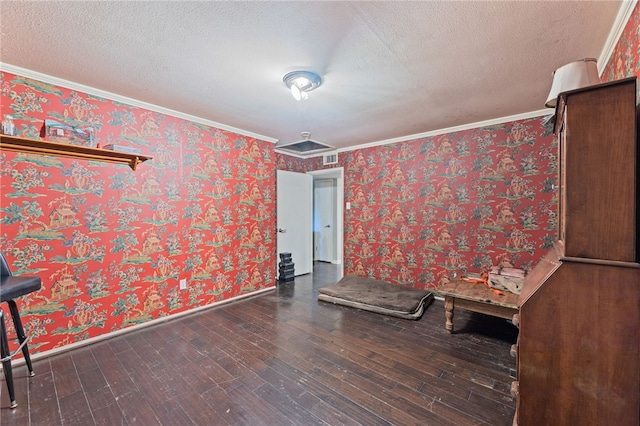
[179,278,187,290]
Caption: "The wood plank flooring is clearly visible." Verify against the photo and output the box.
[0,262,517,425]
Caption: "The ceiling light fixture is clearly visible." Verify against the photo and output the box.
[283,71,322,101]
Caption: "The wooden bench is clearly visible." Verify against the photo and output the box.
[438,279,519,333]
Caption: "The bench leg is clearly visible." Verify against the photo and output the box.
[444,296,454,334]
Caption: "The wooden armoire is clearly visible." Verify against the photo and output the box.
[514,78,640,425]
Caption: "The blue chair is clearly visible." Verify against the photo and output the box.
[0,252,41,408]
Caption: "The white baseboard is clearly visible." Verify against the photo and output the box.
[2,286,275,369]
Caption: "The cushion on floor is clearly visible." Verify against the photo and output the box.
[318,275,433,320]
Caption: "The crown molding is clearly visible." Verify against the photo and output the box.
[598,0,637,74]
[6,0,635,157]
[0,63,278,143]
[338,109,550,154]
[274,148,308,159]
[336,1,637,155]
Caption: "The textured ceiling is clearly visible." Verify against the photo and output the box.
[0,1,625,153]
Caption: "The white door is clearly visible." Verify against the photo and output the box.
[276,170,313,276]
[314,179,336,262]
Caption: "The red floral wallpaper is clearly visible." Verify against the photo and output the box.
[282,3,640,291]
[288,120,558,289]
[275,153,308,173]
[602,3,640,88]
[2,3,639,356]
[0,72,276,354]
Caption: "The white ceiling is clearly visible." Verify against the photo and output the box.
[0,1,627,153]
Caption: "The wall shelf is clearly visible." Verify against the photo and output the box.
[0,135,152,170]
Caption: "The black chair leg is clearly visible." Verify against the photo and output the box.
[0,308,17,408]
[7,300,34,377]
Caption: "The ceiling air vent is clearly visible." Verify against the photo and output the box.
[323,151,338,165]
[275,132,335,158]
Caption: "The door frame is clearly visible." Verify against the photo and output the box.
[308,167,344,277]
[313,178,336,263]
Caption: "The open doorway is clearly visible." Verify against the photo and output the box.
[313,179,336,263]
[308,167,344,278]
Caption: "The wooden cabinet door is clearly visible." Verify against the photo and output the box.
[559,78,637,262]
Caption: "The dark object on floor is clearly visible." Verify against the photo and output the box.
[10,262,517,424]
[278,252,295,282]
[0,252,42,409]
[318,275,433,320]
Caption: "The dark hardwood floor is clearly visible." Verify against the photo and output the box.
[0,262,517,425]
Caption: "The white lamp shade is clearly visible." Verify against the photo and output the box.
[545,58,600,108]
